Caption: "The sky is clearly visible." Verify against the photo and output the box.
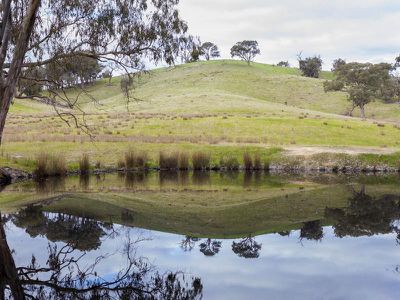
[178,0,400,69]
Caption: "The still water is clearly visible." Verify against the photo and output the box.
[1,172,400,299]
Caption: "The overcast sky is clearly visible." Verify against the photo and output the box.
[178,0,400,69]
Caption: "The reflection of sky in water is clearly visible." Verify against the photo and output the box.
[7,223,400,300]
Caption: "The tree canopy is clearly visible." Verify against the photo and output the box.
[324,61,395,118]
[230,40,260,65]
[200,42,220,61]
[298,55,323,78]
[0,0,191,143]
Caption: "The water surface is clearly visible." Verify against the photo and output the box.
[1,172,400,299]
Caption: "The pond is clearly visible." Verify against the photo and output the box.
[0,172,400,299]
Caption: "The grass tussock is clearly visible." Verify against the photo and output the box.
[220,155,240,170]
[243,152,263,170]
[159,151,179,170]
[178,152,190,170]
[125,150,148,170]
[79,153,90,174]
[192,152,211,170]
[243,152,253,170]
[34,152,67,178]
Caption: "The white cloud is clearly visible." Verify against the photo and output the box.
[179,0,400,69]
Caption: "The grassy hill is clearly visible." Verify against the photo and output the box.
[2,59,400,171]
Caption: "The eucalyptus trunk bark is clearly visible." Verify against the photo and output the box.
[0,0,41,144]
[359,105,366,119]
[0,215,26,299]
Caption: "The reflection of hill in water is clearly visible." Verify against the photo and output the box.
[9,183,400,240]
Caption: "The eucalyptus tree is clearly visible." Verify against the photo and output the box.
[0,0,190,144]
[297,54,323,78]
[200,42,220,61]
[324,61,393,118]
[230,40,260,65]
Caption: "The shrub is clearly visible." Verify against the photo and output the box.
[192,152,211,170]
[243,152,253,170]
[220,155,240,170]
[159,151,179,170]
[79,154,90,174]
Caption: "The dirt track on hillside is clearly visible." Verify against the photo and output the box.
[284,146,397,156]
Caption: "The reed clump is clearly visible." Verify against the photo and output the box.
[220,155,240,170]
[243,152,253,170]
[192,152,211,170]
[124,150,148,170]
[79,153,90,174]
[34,152,67,178]
[178,152,190,170]
[159,151,179,170]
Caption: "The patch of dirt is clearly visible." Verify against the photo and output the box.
[284,146,398,156]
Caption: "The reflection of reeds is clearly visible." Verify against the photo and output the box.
[125,172,147,188]
[159,171,179,186]
[192,171,211,185]
[192,152,211,170]
[79,174,90,190]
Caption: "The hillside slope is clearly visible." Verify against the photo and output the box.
[3,60,400,170]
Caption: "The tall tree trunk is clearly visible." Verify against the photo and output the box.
[0,0,41,145]
[359,104,366,119]
[0,214,26,299]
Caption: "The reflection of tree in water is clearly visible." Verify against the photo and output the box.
[232,236,262,258]
[325,186,400,238]
[181,236,200,252]
[300,220,324,241]
[278,231,291,237]
[13,205,106,251]
[199,238,222,256]
[0,209,203,299]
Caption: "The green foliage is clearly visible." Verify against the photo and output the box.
[230,41,260,65]
[327,62,394,118]
[200,42,220,61]
[277,61,290,67]
[332,58,346,72]
[298,55,323,78]
[323,80,344,92]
